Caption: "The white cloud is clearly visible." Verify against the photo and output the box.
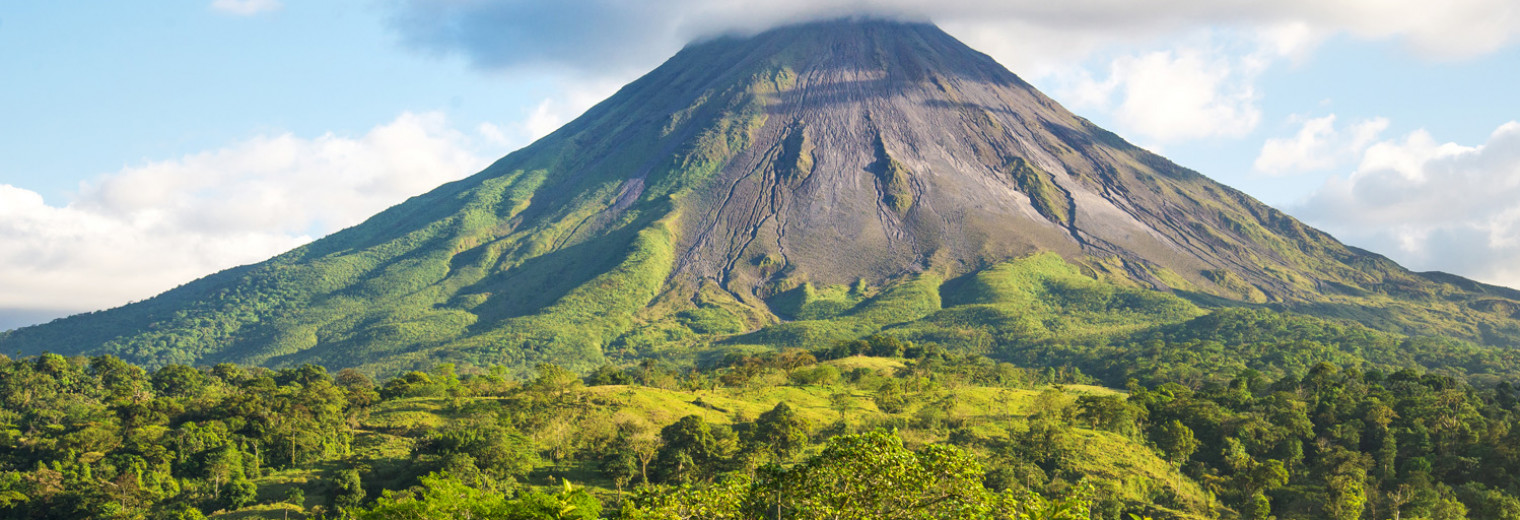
[386,0,1520,75]
[1111,46,1261,142]
[1255,114,1389,175]
[1296,121,1520,288]
[382,0,1519,149]
[0,112,495,312]
[522,81,625,141]
[210,0,282,16]
[1297,0,1520,59]
[1048,32,1278,143]
[523,100,567,141]
[382,0,1520,145]
[477,122,513,148]
[473,82,623,149]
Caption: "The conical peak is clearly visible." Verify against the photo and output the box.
[618,17,1344,307]
[567,17,1055,148]
[600,17,1063,151]
[677,18,1026,92]
[11,13,1518,376]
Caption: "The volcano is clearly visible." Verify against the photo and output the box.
[6,19,1519,373]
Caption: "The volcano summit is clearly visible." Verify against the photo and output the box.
[5,19,1519,374]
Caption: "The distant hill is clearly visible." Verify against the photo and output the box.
[5,19,1519,375]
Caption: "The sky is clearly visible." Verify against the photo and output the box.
[1,0,1518,329]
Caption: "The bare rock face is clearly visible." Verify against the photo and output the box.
[659,20,1382,304]
[4,19,1517,372]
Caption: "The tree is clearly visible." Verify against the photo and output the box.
[1076,394,1139,435]
[621,477,749,520]
[285,486,306,508]
[530,363,582,398]
[1246,491,1271,520]
[653,415,732,484]
[600,421,660,491]
[756,430,989,518]
[1221,438,1287,517]
[1252,460,1288,491]
[750,402,810,460]
[152,364,207,398]
[226,477,258,510]
[1324,449,1369,520]
[360,474,493,520]
[159,503,208,520]
[874,380,910,414]
[336,369,380,407]
[1430,496,1470,520]
[1154,420,1199,465]
[418,424,540,482]
[788,365,841,386]
[89,355,147,402]
[380,371,437,399]
[205,446,246,503]
[864,335,909,357]
[332,468,366,510]
[210,362,245,384]
[358,474,599,520]
[586,365,633,386]
[33,353,72,378]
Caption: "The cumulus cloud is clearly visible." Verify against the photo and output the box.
[1255,114,1390,175]
[210,0,282,16]
[0,112,494,315]
[1051,36,1269,143]
[383,0,1520,75]
[1295,122,1520,288]
[382,0,1516,145]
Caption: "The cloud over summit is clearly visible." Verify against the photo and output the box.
[384,0,1520,75]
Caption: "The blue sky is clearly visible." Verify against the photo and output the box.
[0,2,559,199]
[2,0,1519,329]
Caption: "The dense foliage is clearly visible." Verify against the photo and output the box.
[1130,365,1520,520]
[0,348,1517,519]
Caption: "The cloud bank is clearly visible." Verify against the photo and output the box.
[384,0,1519,147]
[385,0,1520,74]
[0,112,493,316]
[1296,122,1520,288]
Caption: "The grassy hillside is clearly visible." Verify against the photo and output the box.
[0,353,1219,519]
[707,254,1520,388]
[6,349,1520,519]
[354,370,1211,518]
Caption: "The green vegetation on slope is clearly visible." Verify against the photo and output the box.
[1005,157,1072,226]
[709,253,1520,390]
[733,273,944,347]
[869,133,916,215]
[0,20,810,375]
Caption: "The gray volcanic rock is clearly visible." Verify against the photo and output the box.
[666,20,1369,304]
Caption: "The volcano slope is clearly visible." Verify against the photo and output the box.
[4,19,1520,377]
